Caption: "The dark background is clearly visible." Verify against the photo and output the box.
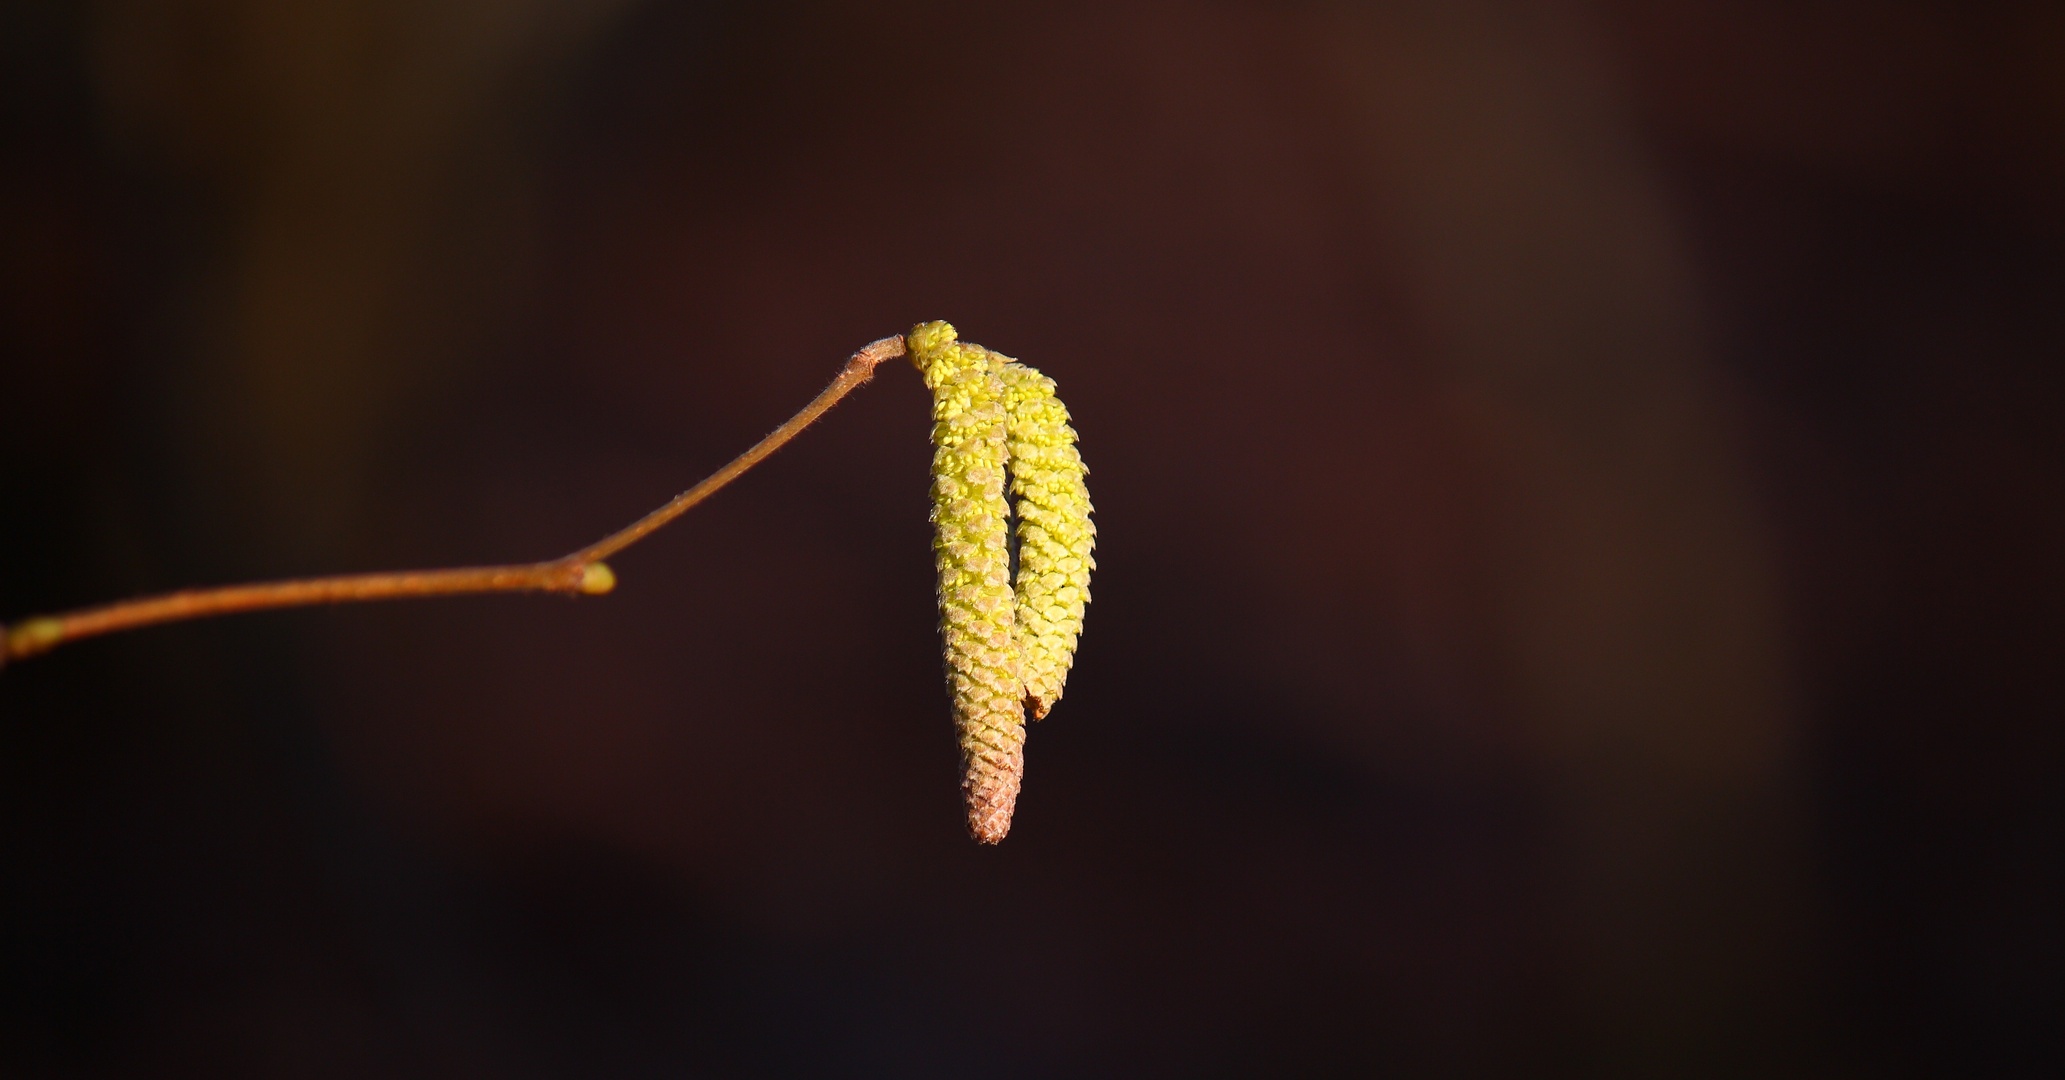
[3,1,2059,1075]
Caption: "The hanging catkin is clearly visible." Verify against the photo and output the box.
[910,321,1024,842]
[1000,362,1094,719]
[909,321,1093,842]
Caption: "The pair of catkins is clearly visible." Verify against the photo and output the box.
[909,321,1094,843]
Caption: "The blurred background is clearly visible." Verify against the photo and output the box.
[2,1,2059,1075]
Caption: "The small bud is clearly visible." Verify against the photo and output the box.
[577,561,617,595]
[4,617,65,661]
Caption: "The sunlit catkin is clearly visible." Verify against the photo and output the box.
[1000,362,1094,719]
[909,321,1095,842]
[910,321,1026,843]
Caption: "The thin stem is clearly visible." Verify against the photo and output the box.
[1,334,907,667]
[569,334,906,564]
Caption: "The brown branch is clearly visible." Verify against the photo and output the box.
[1,334,908,668]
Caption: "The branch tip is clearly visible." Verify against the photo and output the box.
[5,617,64,663]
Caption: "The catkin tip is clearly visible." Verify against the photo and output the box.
[964,769,1021,843]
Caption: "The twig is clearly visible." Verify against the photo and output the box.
[1,334,908,667]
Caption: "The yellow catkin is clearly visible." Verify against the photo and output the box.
[1000,363,1094,718]
[910,321,1026,843]
[910,320,1094,843]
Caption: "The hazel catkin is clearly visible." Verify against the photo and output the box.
[1000,362,1094,719]
[910,321,1025,843]
[908,320,1093,843]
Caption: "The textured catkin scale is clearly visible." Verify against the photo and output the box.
[910,321,1026,843]
[1000,364,1095,718]
[911,321,1095,843]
